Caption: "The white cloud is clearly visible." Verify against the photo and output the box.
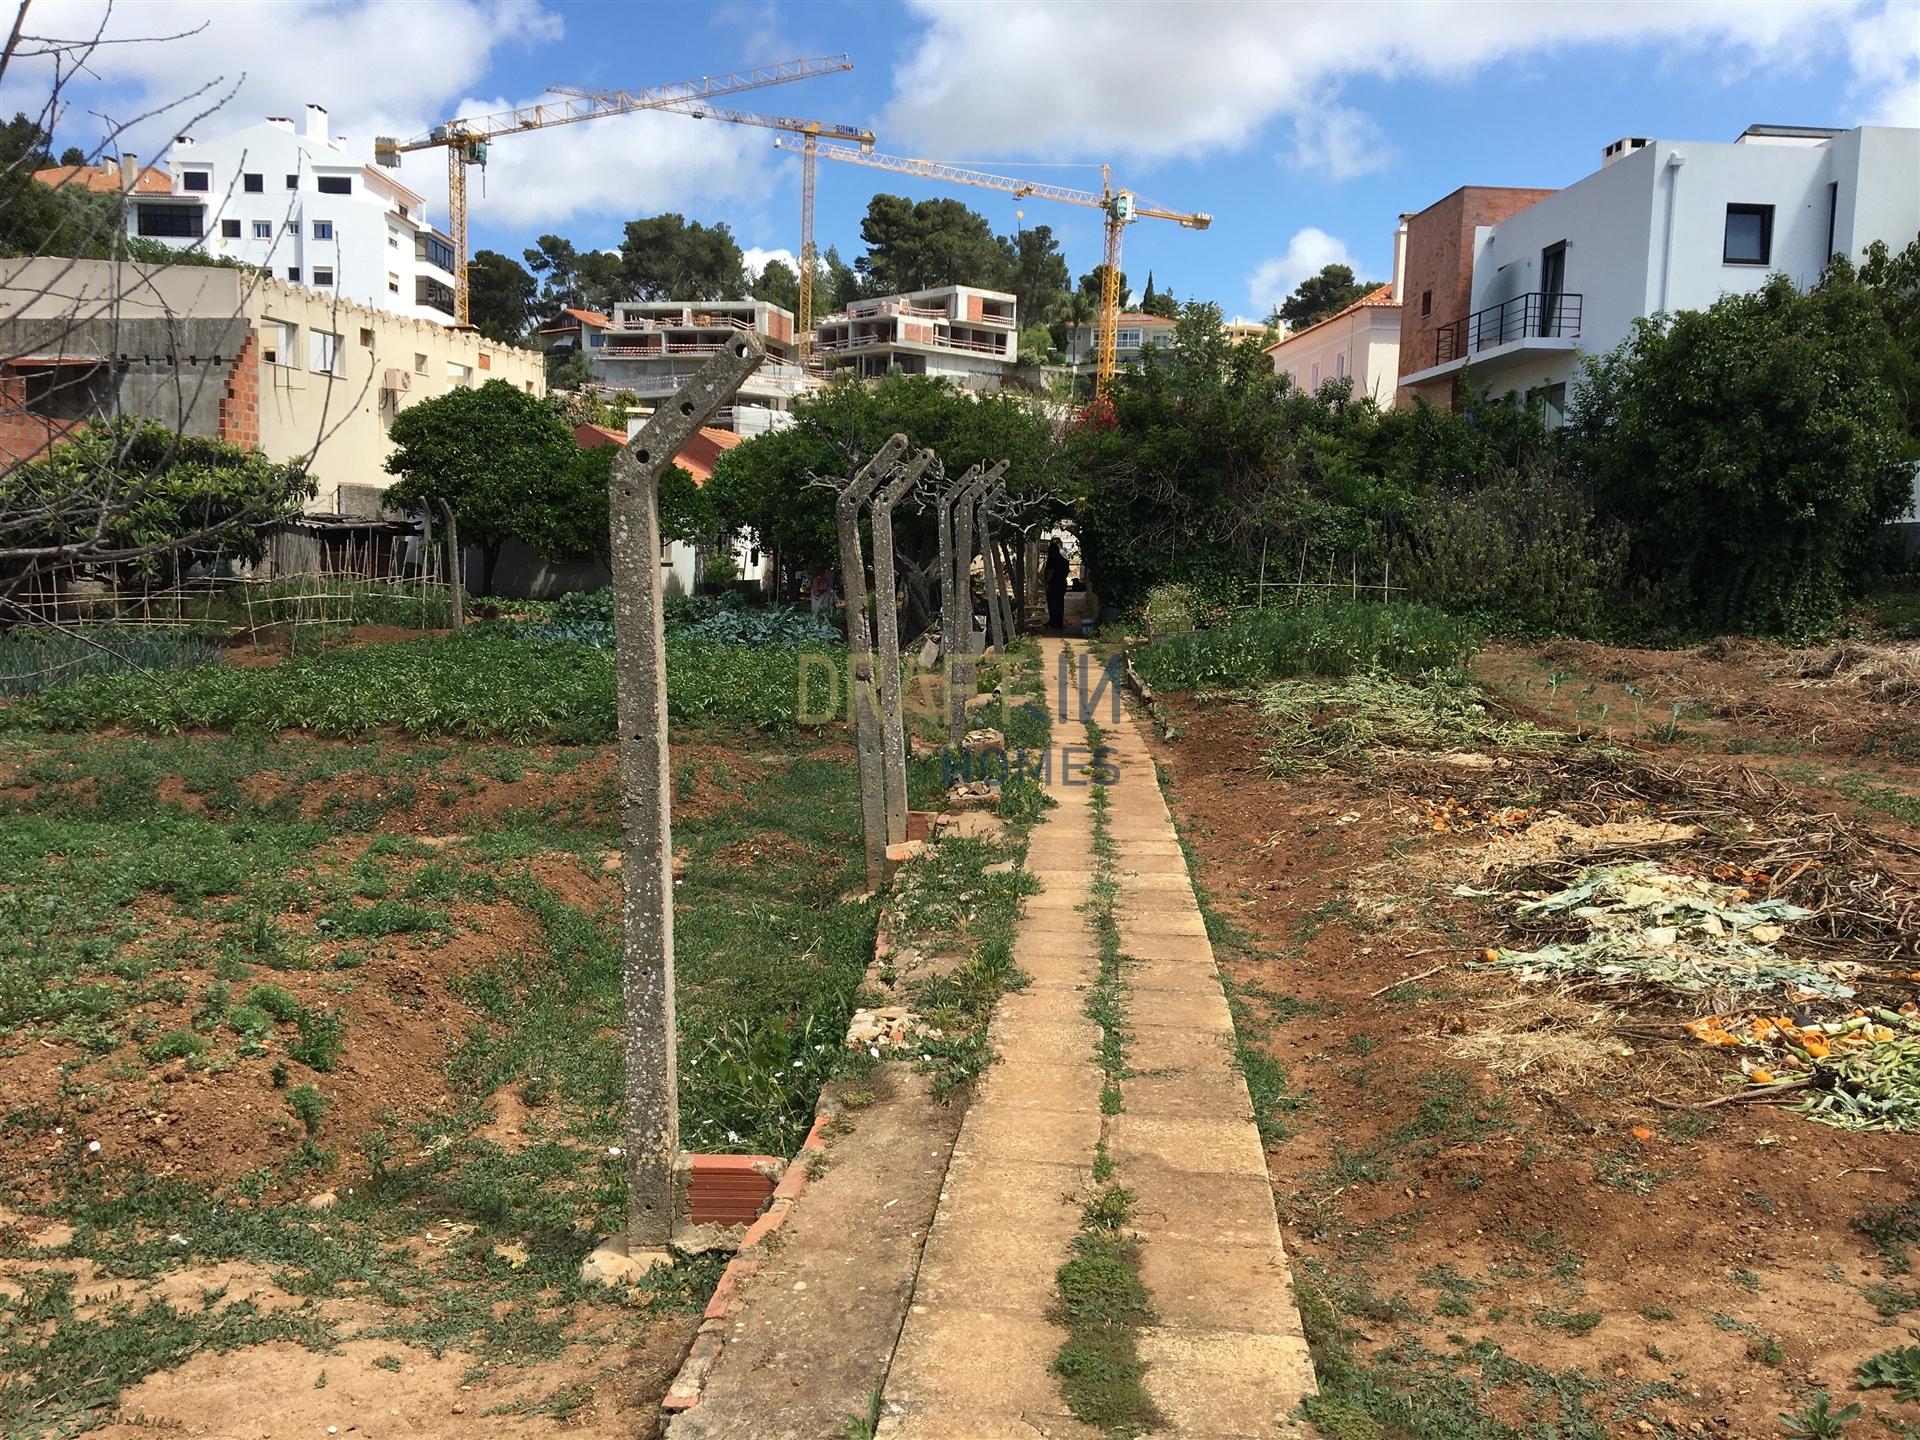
[1845,2,1920,125]
[1247,228,1359,314]
[884,0,1909,176]
[1285,104,1394,180]
[743,246,799,276]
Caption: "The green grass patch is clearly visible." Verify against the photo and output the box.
[1131,599,1481,691]
[1053,1185,1160,1439]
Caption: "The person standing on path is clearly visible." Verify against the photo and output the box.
[1043,537,1070,633]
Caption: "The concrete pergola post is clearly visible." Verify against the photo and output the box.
[836,433,912,892]
[869,447,936,847]
[948,466,995,748]
[979,498,1007,654]
[435,500,464,630]
[608,332,765,1254]
[936,464,981,751]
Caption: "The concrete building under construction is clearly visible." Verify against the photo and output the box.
[589,300,811,433]
[814,284,1019,389]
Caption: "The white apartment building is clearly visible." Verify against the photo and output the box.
[590,299,812,432]
[1063,310,1178,376]
[126,104,460,325]
[816,285,1018,390]
[1398,122,1920,421]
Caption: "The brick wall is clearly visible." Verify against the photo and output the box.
[0,370,83,462]
[1397,186,1558,407]
[218,328,260,448]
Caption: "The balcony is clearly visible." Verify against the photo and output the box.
[1435,291,1581,365]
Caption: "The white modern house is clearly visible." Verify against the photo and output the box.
[126,105,461,325]
[1062,310,1178,376]
[816,285,1018,389]
[1398,123,1920,422]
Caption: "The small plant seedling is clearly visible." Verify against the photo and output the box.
[287,1083,330,1137]
[1780,1394,1860,1439]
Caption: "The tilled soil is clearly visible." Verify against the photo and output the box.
[1149,684,1920,1438]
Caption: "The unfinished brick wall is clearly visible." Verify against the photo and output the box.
[0,369,84,463]
[218,329,260,449]
[1397,186,1557,408]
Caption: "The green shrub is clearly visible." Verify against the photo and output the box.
[226,1004,273,1039]
[143,1028,207,1063]
[242,984,300,1022]
[286,1083,330,1137]
[1388,462,1625,637]
[1141,583,1202,638]
[289,1007,345,1072]
[1132,600,1481,691]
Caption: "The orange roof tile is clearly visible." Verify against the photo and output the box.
[573,422,741,485]
[33,162,172,195]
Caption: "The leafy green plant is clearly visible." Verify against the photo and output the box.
[286,1083,330,1137]
[1780,1394,1861,1438]
[1857,1345,1920,1401]
[143,1028,207,1064]
[289,1008,345,1073]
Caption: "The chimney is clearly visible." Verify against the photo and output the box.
[1391,215,1410,306]
[173,135,195,150]
[304,103,329,142]
[119,153,137,185]
[266,116,295,133]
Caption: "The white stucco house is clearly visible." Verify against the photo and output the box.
[126,104,461,324]
[1266,282,1402,403]
[1398,122,1920,422]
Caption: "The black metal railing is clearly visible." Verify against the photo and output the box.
[1435,291,1581,364]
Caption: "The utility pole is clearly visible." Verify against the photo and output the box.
[608,333,765,1256]
[869,447,936,846]
[835,434,911,890]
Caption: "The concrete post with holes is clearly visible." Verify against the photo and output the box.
[937,464,981,750]
[950,462,1007,744]
[607,332,765,1256]
[436,500,464,630]
[836,434,911,891]
[869,447,936,846]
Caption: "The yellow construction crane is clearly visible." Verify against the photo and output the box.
[773,139,1210,396]
[373,55,856,326]
[552,90,875,359]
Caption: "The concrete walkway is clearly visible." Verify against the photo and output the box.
[875,638,1313,1439]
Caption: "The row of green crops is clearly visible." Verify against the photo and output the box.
[523,588,841,651]
[3,629,845,739]
[1130,599,1483,691]
[0,627,224,699]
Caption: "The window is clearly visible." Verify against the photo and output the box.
[1311,362,1320,388]
[287,266,301,283]
[243,172,263,193]
[252,220,272,240]
[1826,181,1839,261]
[313,266,334,287]
[312,220,333,241]
[418,232,456,272]
[309,329,341,375]
[478,351,491,371]
[285,174,298,190]
[388,272,400,294]
[1541,241,1568,334]
[1421,289,1431,318]
[413,353,428,374]
[1334,351,1346,380]
[262,319,295,366]
[316,174,352,195]
[446,361,472,388]
[1117,327,1143,349]
[388,234,399,249]
[181,170,210,192]
[1527,381,1569,428]
[135,205,203,238]
[1724,203,1773,265]
[220,218,241,238]
[358,327,374,347]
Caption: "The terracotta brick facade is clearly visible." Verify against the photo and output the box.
[1396,185,1557,409]
[218,329,260,448]
[0,368,83,463]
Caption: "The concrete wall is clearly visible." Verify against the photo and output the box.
[0,258,544,514]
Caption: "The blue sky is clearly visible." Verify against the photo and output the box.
[11,0,1919,318]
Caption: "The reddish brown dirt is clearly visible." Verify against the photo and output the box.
[1475,639,1920,785]
[1150,687,1920,1438]
[0,876,572,1196]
